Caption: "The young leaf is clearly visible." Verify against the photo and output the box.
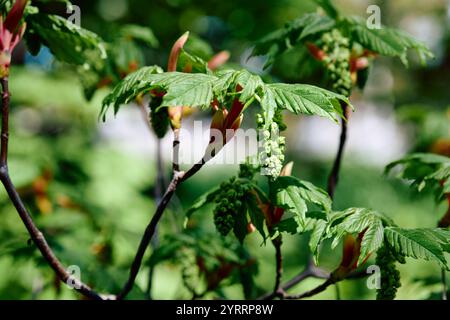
[261,83,349,123]
[386,153,450,200]
[315,0,339,19]
[177,49,209,74]
[185,185,221,220]
[244,192,266,240]
[120,24,159,48]
[328,208,394,266]
[103,67,349,123]
[344,17,434,65]
[101,65,163,116]
[384,227,450,270]
[25,13,106,65]
[270,176,332,225]
[102,70,216,117]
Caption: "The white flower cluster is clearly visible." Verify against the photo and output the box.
[257,114,286,179]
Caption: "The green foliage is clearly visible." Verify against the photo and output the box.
[270,176,331,224]
[384,227,450,270]
[251,12,335,68]
[251,0,433,81]
[25,12,106,65]
[149,231,257,297]
[103,67,350,128]
[314,208,393,266]
[386,153,450,202]
[119,24,159,48]
[343,17,433,66]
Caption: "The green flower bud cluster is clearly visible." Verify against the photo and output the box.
[213,177,251,236]
[321,29,352,97]
[149,95,169,138]
[238,160,259,180]
[257,114,286,179]
[376,245,402,300]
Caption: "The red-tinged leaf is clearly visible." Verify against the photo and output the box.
[167,31,189,72]
[4,0,28,33]
[208,50,230,70]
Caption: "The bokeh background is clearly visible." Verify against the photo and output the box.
[1,0,449,299]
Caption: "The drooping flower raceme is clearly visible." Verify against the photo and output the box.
[257,113,286,179]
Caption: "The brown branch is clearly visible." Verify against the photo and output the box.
[272,235,284,298]
[258,259,328,300]
[172,128,181,172]
[0,77,103,300]
[284,278,335,300]
[1,78,9,165]
[327,104,351,198]
[116,156,207,300]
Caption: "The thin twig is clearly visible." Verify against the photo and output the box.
[258,260,328,300]
[0,78,103,300]
[173,128,180,172]
[284,278,335,300]
[116,156,207,300]
[327,104,350,198]
[272,235,284,298]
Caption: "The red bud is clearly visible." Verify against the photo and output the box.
[167,31,189,72]
[208,50,230,70]
[4,0,28,33]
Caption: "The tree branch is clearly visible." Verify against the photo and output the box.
[272,235,284,298]
[116,155,207,300]
[258,259,328,300]
[327,104,350,198]
[284,278,335,300]
[0,77,103,300]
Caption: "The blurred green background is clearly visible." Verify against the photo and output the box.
[1,0,449,299]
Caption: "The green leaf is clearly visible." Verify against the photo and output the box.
[261,83,349,123]
[102,70,216,117]
[386,153,450,201]
[233,210,249,244]
[25,13,106,65]
[298,14,336,40]
[244,193,266,240]
[120,24,159,48]
[271,176,332,225]
[185,186,221,220]
[101,65,163,116]
[177,49,209,74]
[308,218,328,265]
[104,68,348,125]
[315,0,339,18]
[345,17,434,65]
[384,227,450,270]
[329,208,394,266]
[251,13,335,68]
